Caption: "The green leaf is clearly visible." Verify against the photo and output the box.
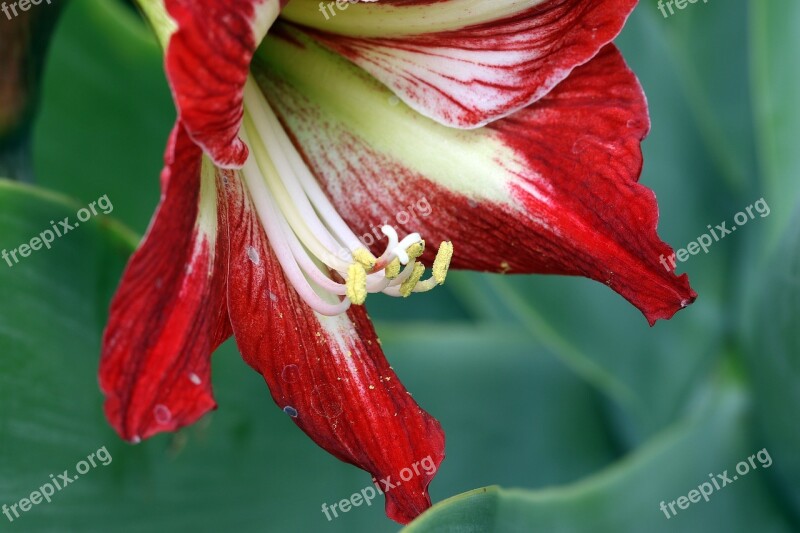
[403,382,793,533]
[654,0,756,193]
[33,0,175,234]
[744,213,800,520]
[741,2,800,518]
[382,324,621,493]
[749,0,800,245]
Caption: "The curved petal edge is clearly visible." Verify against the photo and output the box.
[99,123,231,442]
[164,0,286,168]
[306,0,638,128]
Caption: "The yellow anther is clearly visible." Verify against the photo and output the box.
[406,240,425,261]
[400,263,425,297]
[352,248,377,270]
[346,263,367,305]
[432,241,453,285]
[399,241,455,294]
[385,257,401,279]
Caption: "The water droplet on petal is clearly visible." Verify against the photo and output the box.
[154,404,172,425]
[247,246,260,265]
[311,385,343,418]
[188,372,202,385]
[269,291,279,302]
[283,406,299,418]
[131,435,142,444]
[388,95,400,106]
[281,364,300,383]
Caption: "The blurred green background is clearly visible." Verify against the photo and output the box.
[0,0,798,531]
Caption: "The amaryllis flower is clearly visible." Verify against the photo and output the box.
[100,0,696,524]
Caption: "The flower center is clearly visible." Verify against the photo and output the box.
[238,78,453,316]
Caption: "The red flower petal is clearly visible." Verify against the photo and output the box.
[220,172,445,524]
[100,123,231,442]
[164,0,286,168]
[297,0,636,128]
[254,33,695,325]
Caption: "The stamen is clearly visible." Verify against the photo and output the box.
[408,242,454,293]
[386,258,419,288]
[406,240,425,261]
[411,277,439,293]
[238,75,453,315]
[239,154,351,315]
[352,248,377,270]
[432,241,454,284]
[400,263,426,297]
[346,263,368,305]
[385,258,401,279]
[244,79,363,253]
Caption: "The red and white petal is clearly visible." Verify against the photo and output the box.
[163,0,286,168]
[220,172,445,524]
[253,30,695,325]
[100,123,231,442]
[284,0,637,128]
